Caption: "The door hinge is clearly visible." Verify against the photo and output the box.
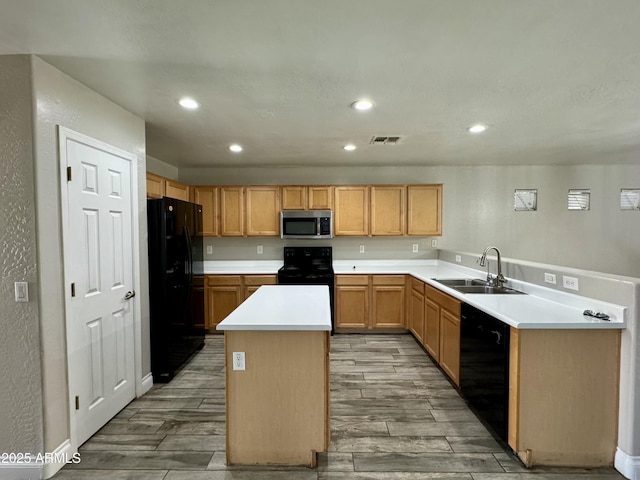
[75,396,80,410]
[67,166,72,182]
[71,283,76,297]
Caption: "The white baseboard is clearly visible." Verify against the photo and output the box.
[140,372,153,396]
[616,447,640,480]
[0,438,75,480]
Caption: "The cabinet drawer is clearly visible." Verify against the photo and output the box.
[411,277,425,294]
[372,275,406,286]
[336,275,369,286]
[425,285,460,316]
[207,275,242,286]
[243,275,277,285]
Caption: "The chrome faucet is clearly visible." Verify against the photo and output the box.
[478,246,506,287]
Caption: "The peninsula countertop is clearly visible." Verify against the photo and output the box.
[216,285,332,331]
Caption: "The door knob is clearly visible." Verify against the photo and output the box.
[124,291,136,300]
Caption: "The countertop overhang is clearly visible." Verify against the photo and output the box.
[204,259,626,330]
[216,285,332,331]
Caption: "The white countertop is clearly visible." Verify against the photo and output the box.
[205,259,626,330]
[216,285,332,331]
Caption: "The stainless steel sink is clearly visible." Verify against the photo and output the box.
[433,279,526,295]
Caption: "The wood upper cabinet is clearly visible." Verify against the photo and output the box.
[220,187,245,236]
[281,186,333,210]
[335,275,369,329]
[371,185,406,236]
[165,179,190,201]
[192,186,219,236]
[371,275,406,328]
[206,275,243,331]
[246,186,280,236]
[407,185,442,236]
[334,186,369,236]
[425,284,461,385]
[308,186,333,210]
[146,172,165,199]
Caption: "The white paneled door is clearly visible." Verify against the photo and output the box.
[59,127,137,447]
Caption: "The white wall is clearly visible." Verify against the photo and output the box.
[30,55,148,458]
[180,164,640,278]
[0,55,44,460]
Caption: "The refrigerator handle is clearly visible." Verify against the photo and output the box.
[184,225,193,290]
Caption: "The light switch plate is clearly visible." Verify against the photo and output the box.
[15,282,28,302]
[257,245,263,254]
[431,239,437,248]
[359,245,365,253]
[544,273,557,284]
[206,246,213,255]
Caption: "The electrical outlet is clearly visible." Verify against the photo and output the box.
[359,245,365,253]
[412,244,419,253]
[562,275,579,291]
[233,352,245,371]
[431,239,437,248]
[544,273,557,284]
[455,255,462,263]
[257,245,263,254]
[206,245,213,255]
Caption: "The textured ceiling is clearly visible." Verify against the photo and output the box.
[1,0,640,168]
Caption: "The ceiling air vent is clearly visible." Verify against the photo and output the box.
[369,135,403,145]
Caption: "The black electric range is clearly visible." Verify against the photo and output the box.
[277,246,335,333]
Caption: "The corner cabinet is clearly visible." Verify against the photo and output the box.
[407,185,442,236]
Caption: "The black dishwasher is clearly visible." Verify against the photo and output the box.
[460,303,510,443]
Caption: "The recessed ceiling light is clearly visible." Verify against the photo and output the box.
[351,99,374,111]
[468,124,487,133]
[229,144,243,153]
[343,144,357,151]
[178,97,200,110]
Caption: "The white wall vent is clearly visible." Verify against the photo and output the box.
[369,135,403,145]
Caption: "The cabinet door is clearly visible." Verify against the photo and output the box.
[193,186,219,236]
[371,275,406,328]
[246,186,280,236]
[335,275,369,328]
[146,172,165,199]
[165,179,190,201]
[371,186,406,236]
[424,297,440,361]
[243,274,277,299]
[334,186,369,236]
[220,187,245,236]
[439,308,461,386]
[407,185,442,236]
[308,186,333,210]
[409,289,425,343]
[281,186,307,210]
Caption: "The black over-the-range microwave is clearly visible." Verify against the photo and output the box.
[280,210,333,239]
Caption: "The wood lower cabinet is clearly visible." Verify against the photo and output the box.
[334,186,369,236]
[424,284,461,386]
[246,186,280,236]
[407,184,442,236]
[206,275,243,331]
[335,275,406,330]
[243,275,277,299]
[408,278,425,343]
[335,276,369,329]
[509,328,620,467]
[370,185,406,236]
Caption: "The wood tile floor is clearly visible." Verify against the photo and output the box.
[54,334,625,479]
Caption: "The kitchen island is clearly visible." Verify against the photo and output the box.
[216,285,331,467]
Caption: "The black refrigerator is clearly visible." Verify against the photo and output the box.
[147,197,205,382]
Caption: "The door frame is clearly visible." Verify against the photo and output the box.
[58,126,144,452]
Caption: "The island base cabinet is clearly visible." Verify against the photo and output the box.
[509,328,620,467]
[224,330,330,466]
